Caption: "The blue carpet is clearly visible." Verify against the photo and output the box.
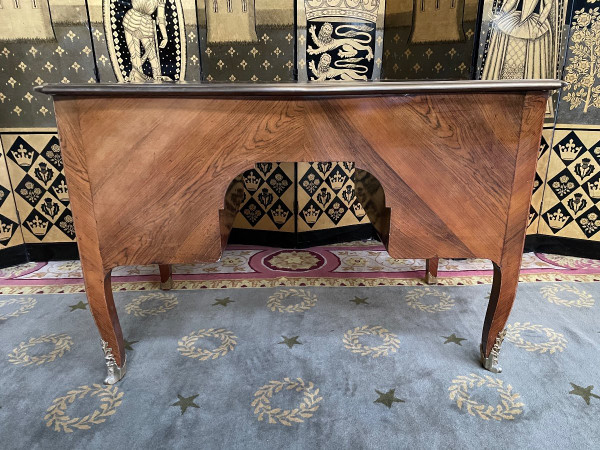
[0,282,598,449]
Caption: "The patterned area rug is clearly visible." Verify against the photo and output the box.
[1,241,600,294]
[0,280,598,448]
[1,242,599,448]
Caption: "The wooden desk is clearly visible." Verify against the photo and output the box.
[38,80,561,384]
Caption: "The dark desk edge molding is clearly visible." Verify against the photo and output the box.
[35,80,565,97]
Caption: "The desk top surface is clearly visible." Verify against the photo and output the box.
[37,79,564,97]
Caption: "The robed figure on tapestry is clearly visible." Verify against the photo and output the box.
[482,0,558,79]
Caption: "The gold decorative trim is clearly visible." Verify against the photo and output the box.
[554,124,600,130]
[0,128,58,133]
[1,273,599,295]
[101,340,126,385]
[481,328,507,373]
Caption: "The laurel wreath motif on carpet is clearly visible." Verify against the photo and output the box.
[252,378,322,426]
[125,292,178,317]
[8,333,73,366]
[0,297,37,321]
[505,322,567,353]
[177,328,237,360]
[267,289,318,313]
[343,325,400,357]
[45,384,123,433]
[540,284,594,308]
[448,374,524,421]
[404,287,455,313]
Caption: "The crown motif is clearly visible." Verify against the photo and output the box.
[547,209,569,230]
[52,179,69,202]
[305,0,380,23]
[352,202,366,218]
[271,205,289,224]
[11,144,34,167]
[27,215,48,236]
[588,181,600,199]
[558,139,581,161]
[328,171,346,191]
[0,221,13,242]
[243,172,260,192]
[303,205,320,224]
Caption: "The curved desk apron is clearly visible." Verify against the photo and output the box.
[37,80,562,384]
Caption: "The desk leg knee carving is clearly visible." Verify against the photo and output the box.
[159,264,173,290]
[425,258,439,284]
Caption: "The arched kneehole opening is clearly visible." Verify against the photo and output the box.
[223,162,390,249]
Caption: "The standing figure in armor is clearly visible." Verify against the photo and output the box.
[123,0,170,81]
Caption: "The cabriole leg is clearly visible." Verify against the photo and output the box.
[84,268,126,384]
[480,261,519,373]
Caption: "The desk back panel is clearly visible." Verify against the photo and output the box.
[54,91,547,269]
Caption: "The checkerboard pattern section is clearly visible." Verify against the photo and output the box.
[1,134,75,244]
[232,163,296,233]
[297,162,367,232]
[0,139,24,249]
[538,128,600,241]
[528,126,554,235]
[231,162,370,234]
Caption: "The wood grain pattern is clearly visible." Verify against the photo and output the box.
[51,86,550,377]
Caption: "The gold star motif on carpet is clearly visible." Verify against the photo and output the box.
[569,383,600,405]
[350,296,369,305]
[442,333,467,345]
[374,389,405,408]
[171,394,200,414]
[278,335,302,348]
[68,301,87,311]
[212,297,234,307]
